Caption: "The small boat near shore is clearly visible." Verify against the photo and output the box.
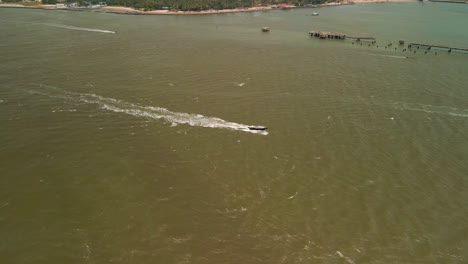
[261,27,270,32]
[311,12,319,16]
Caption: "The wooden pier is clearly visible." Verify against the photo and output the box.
[309,31,377,42]
[307,29,467,55]
[345,36,376,42]
[309,31,346,39]
[409,42,468,52]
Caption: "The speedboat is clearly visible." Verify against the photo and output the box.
[248,126,268,131]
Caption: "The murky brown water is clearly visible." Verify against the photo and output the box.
[1,3,467,263]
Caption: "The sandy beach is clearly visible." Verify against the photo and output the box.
[101,3,354,15]
[102,6,274,15]
[100,1,419,15]
[1,1,421,15]
[352,0,418,2]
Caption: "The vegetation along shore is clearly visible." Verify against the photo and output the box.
[0,0,428,15]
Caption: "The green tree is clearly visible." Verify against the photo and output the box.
[103,0,332,11]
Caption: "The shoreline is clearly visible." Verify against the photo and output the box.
[0,1,425,15]
[100,2,362,15]
[352,0,418,2]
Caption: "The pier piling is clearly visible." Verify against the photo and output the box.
[409,42,468,53]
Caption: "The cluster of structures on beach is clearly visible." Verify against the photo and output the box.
[0,0,107,9]
[47,1,107,9]
[54,2,106,9]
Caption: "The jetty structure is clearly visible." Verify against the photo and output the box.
[347,36,377,43]
[309,30,345,39]
[309,30,376,42]
[307,30,467,55]
[408,42,468,52]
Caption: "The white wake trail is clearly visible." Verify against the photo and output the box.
[366,53,407,59]
[30,85,268,135]
[44,23,116,34]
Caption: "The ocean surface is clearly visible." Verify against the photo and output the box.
[1,3,467,263]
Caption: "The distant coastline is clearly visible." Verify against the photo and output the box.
[0,0,431,16]
[100,2,353,16]
[352,0,417,3]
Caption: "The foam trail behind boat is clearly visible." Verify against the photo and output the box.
[44,23,116,34]
[29,84,268,135]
